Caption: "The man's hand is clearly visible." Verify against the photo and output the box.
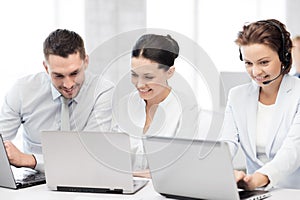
[4,140,36,169]
[133,169,151,179]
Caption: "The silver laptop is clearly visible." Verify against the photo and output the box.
[41,131,148,194]
[143,136,271,200]
[0,134,46,189]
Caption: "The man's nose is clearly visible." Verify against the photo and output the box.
[63,76,73,88]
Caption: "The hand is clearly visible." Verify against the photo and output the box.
[4,141,36,169]
[234,170,246,182]
[237,172,270,191]
[133,169,151,179]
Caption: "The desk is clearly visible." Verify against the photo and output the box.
[1,180,300,200]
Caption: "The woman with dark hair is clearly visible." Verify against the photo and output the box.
[129,34,184,174]
[130,34,179,134]
[220,19,300,190]
[113,34,199,176]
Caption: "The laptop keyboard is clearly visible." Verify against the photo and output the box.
[239,190,270,200]
[12,166,45,183]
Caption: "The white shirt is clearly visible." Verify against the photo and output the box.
[256,102,275,164]
[0,71,114,171]
[113,90,182,170]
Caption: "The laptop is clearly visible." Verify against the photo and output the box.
[143,136,271,200]
[41,131,148,194]
[0,134,46,189]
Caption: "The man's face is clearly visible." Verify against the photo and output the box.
[43,52,88,99]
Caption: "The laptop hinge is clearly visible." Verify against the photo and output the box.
[57,186,123,194]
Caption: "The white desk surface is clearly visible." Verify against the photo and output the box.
[1,180,300,200]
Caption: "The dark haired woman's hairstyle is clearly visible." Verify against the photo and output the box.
[43,29,86,61]
[131,34,179,71]
[235,19,293,74]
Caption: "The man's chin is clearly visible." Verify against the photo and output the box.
[61,92,77,99]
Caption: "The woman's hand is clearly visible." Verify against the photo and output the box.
[236,171,270,191]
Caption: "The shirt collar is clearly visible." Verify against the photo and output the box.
[51,84,61,101]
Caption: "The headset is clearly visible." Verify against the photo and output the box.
[239,20,291,68]
[239,20,291,84]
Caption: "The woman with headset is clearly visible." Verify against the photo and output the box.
[220,19,300,190]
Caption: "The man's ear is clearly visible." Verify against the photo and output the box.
[43,61,49,74]
[167,66,175,79]
[84,55,89,69]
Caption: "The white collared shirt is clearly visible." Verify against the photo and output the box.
[113,90,182,170]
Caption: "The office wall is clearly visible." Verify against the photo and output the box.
[286,0,300,37]
[84,0,146,53]
[84,0,146,85]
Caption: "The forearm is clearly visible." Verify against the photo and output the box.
[20,154,37,169]
[252,172,270,188]
[4,141,37,169]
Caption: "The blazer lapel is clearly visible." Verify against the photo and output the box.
[265,75,292,155]
[246,82,260,158]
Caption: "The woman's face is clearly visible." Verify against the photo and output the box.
[131,57,174,101]
[241,43,282,87]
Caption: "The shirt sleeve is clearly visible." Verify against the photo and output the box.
[0,82,22,140]
[33,153,44,172]
[219,90,240,158]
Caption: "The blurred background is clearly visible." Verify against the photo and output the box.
[1,0,300,108]
[2,0,299,170]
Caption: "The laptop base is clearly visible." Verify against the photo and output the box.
[56,179,149,194]
[57,186,123,194]
[161,193,203,200]
[16,179,46,189]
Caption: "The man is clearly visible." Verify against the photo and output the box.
[292,36,300,78]
[0,29,114,171]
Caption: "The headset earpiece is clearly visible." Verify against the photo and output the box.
[283,52,291,67]
[239,48,243,61]
[253,20,291,68]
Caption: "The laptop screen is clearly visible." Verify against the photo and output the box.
[143,136,270,200]
[41,131,147,194]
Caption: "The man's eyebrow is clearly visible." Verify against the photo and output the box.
[52,72,63,76]
[52,68,81,76]
[70,69,80,74]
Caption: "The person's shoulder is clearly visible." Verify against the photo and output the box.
[170,88,198,105]
[14,72,49,86]
[287,73,300,83]
[85,71,115,92]
[285,74,300,90]
[227,82,255,101]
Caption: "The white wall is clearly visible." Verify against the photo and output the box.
[1,0,300,166]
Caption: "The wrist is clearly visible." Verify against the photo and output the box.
[22,154,37,169]
[254,172,270,188]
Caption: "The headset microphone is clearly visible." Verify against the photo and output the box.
[262,66,286,85]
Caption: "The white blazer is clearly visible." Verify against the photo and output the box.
[220,74,300,189]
